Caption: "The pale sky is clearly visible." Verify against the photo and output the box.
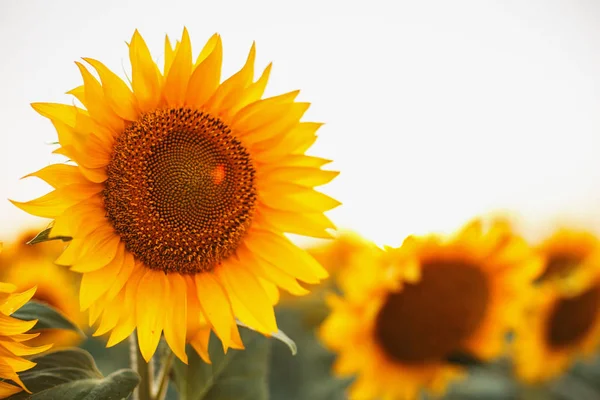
[1,0,600,247]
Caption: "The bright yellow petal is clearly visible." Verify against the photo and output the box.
[84,58,139,121]
[74,62,124,133]
[129,30,162,112]
[186,35,222,109]
[216,260,277,334]
[0,315,37,336]
[79,243,125,311]
[10,183,102,218]
[164,27,192,106]
[136,270,167,362]
[194,272,234,350]
[23,164,89,189]
[163,274,188,363]
[71,227,120,272]
[244,229,328,283]
[189,327,211,364]
[0,287,36,316]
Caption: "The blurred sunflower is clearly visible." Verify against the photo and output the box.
[319,219,542,399]
[0,229,84,348]
[308,232,371,276]
[534,228,600,286]
[513,231,600,383]
[12,28,338,364]
[0,283,53,398]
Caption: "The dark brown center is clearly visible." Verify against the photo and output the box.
[374,259,489,364]
[536,253,584,283]
[545,284,600,350]
[103,108,257,274]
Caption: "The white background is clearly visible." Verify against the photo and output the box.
[1,0,600,247]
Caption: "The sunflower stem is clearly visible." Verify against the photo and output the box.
[153,349,175,400]
[130,334,153,400]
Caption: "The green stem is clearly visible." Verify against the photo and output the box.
[130,334,153,400]
[153,350,175,400]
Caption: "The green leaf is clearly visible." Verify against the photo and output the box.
[172,328,271,400]
[26,227,71,245]
[236,320,297,355]
[269,301,350,400]
[12,301,85,337]
[7,348,139,400]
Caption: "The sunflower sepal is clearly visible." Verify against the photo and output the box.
[26,226,72,245]
[5,348,140,400]
[12,301,85,338]
[236,319,297,355]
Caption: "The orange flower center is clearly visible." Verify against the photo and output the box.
[103,108,257,274]
[374,259,489,364]
[545,284,600,350]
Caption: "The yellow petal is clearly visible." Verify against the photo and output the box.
[259,184,340,213]
[0,287,36,316]
[0,314,37,336]
[0,381,23,397]
[260,167,339,188]
[31,102,85,127]
[105,252,135,301]
[136,270,167,362]
[189,327,211,364]
[106,266,144,347]
[216,260,277,334]
[71,227,120,273]
[255,206,335,239]
[84,58,139,121]
[163,35,176,76]
[236,243,309,296]
[244,229,328,283]
[205,42,255,115]
[129,30,162,112]
[79,243,125,311]
[185,35,222,109]
[164,27,192,106]
[227,63,272,117]
[258,277,279,305]
[194,272,234,350]
[163,274,188,364]
[93,290,125,336]
[239,103,310,144]
[10,183,102,218]
[74,62,124,134]
[0,340,51,357]
[230,90,299,131]
[23,164,89,189]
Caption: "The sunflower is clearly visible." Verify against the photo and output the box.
[534,228,600,288]
[308,231,371,276]
[319,219,542,399]
[0,228,84,348]
[0,282,53,398]
[513,231,600,383]
[11,28,338,364]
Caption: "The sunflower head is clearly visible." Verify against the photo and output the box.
[12,28,338,364]
[534,228,600,290]
[319,218,542,399]
[513,230,600,383]
[0,283,53,397]
[0,229,84,348]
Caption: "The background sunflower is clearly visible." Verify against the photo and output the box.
[0,228,84,349]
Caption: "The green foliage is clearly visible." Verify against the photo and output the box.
[26,227,71,245]
[171,328,270,400]
[268,298,349,400]
[12,301,85,337]
[7,348,139,400]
